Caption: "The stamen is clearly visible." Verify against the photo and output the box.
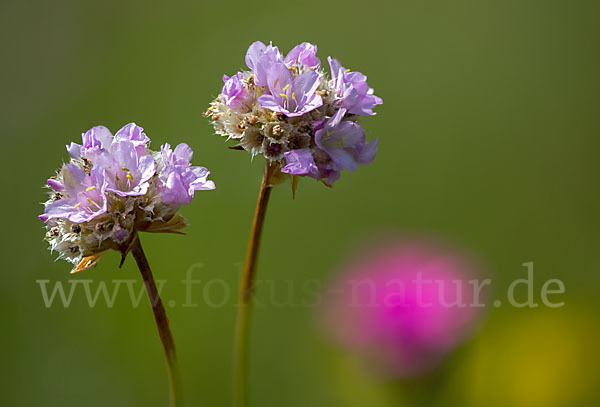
[126,172,134,181]
[85,186,96,192]
[74,202,81,209]
[280,93,289,101]
[282,84,290,91]
[86,198,99,208]
[346,68,351,73]
[292,92,296,99]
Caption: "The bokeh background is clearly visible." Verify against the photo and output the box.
[1,0,599,405]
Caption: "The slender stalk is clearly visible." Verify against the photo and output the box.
[130,235,183,407]
[234,162,273,407]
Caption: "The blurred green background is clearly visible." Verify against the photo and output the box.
[1,0,599,405]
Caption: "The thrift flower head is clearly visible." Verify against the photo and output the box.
[40,123,215,273]
[205,41,382,187]
[322,240,484,378]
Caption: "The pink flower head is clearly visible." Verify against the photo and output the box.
[207,41,381,187]
[40,123,215,273]
[322,240,484,378]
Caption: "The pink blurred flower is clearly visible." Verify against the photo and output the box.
[322,240,485,378]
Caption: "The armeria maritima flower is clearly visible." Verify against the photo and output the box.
[39,123,215,273]
[205,41,382,187]
[205,41,382,406]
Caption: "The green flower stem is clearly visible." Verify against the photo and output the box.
[234,162,273,407]
[131,235,183,407]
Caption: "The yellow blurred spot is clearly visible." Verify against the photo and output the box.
[456,308,600,406]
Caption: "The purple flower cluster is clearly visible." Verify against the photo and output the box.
[206,41,382,186]
[40,123,215,272]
